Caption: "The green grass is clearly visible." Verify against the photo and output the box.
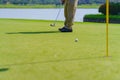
[77,4,101,8]
[0,4,100,8]
[0,19,120,80]
[0,4,57,8]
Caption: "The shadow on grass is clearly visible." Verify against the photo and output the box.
[0,68,9,72]
[6,31,60,34]
[0,56,106,67]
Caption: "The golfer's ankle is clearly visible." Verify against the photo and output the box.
[64,26,72,30]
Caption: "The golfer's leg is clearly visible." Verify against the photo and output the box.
[65,0,78,29]
[64,0,68,27]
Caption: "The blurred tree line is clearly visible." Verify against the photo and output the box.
[0,0,119,5]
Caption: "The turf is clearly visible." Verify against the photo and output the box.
[0,19,120,80]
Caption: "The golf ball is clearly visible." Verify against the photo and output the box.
[50,24,55,27]
[50,24,53,26]
[75,38,78,42]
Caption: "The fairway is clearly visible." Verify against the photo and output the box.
[0,19,120,80]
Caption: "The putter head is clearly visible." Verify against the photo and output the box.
[50,24,55,27]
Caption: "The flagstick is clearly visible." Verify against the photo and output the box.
[106,0,109,57]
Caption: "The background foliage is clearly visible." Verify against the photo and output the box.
[99,3,120,15]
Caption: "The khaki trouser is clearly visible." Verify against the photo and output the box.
[64,0,78,29]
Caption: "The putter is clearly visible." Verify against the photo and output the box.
[50,5,62,27]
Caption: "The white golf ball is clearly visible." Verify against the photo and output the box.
[75,38,78,42]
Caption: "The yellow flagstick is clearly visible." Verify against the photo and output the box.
[106,0,109,57]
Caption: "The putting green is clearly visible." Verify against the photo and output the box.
[0,19,120,80]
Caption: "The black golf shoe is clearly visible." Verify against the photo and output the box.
[58,27,73,32]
